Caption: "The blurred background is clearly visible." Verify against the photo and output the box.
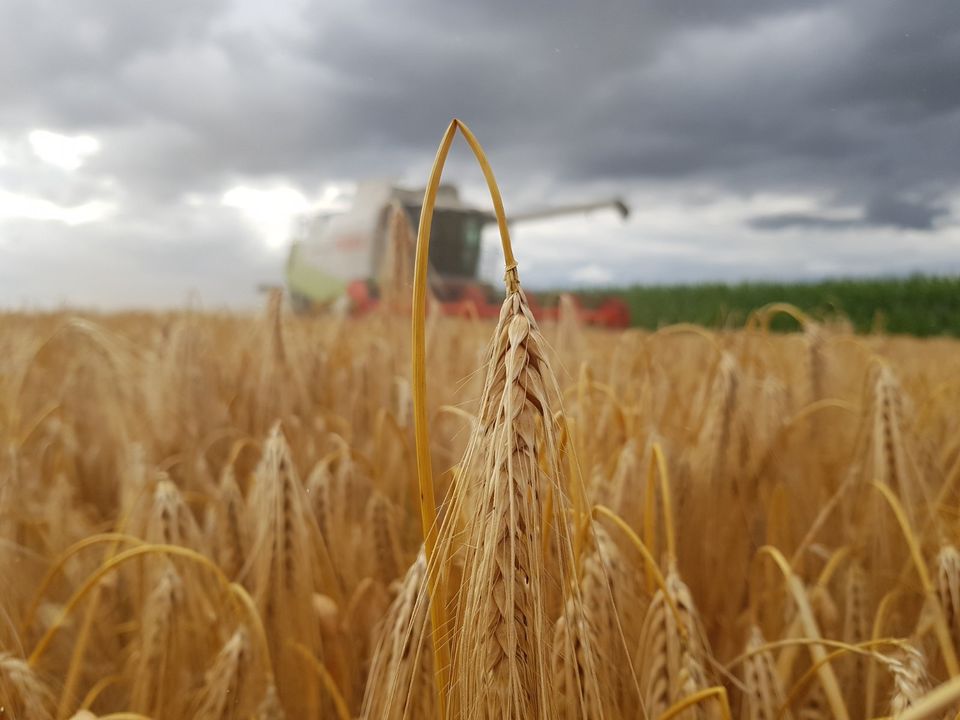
[1,0,958,329]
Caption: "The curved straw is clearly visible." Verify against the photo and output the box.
[872,481,960,676]
[651,323,722,354]
[29,544,235,667]
[410,118,519,717]
[79,673,123,710]
[290,642,351,720]
[816,545,852,587]
[659,686,731,720]
[787,398,858,427]
[724,636,904,671]
[57,483,152,719]
[21,532,146,636]
[865,588,903,719]
[746,302,812,332]
[16,401,59,447]
[777,638,907,720]
[769,544,852,687]
[229,582,276,684]
[757,545,850,720]
[643,441,676,593]
[592,504,688,641]
[454,122,518,276]
[896,675,960,720]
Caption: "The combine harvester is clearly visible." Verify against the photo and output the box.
[284,180,631,327]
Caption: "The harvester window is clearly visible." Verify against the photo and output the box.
[403,206,484,278]
[461,218,482,274]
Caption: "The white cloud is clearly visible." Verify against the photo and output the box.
[571,263,614,285]
[476,185,960,289]
[222,184,311,250]
[0,189,114,225]
[221,181,352,249]
[28,129,100,171]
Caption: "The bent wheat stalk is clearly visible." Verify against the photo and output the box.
[411,119,518,715]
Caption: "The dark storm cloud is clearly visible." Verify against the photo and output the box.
[865,196,950,231]
[0,0,958,307]
[6,0,952,196]
[749,214,865,232]
[751,195,950,232]
[5,0,957,203]
[568,3,959,205]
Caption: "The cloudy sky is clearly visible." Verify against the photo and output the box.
[1,0,958,308]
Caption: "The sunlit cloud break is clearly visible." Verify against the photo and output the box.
[221,182,353,250]
[0,189,114,225]
[28,129,100,171]
[571,264,614,286]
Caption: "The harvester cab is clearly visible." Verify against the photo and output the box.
[285,180,631,326]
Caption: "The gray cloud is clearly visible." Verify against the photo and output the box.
[749,214,865,232]
[865,196,950,231]
[751,195,950,232]
[0,202,278,309]
[0,0,958,307]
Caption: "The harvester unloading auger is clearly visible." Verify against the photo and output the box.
[284,180,631,326]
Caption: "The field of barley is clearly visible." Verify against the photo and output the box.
[2,289,960,719]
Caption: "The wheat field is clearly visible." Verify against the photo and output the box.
[4,121,960,720]
[2,292,960,719]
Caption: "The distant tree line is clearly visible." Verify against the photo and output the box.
[580,275,960,336]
